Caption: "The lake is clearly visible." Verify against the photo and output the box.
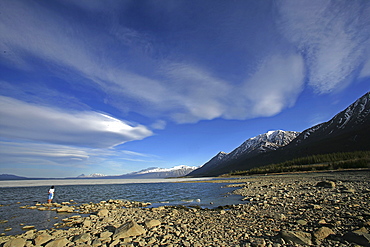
[0,178,244,235]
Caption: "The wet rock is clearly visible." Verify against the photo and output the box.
[56,206,74,213]
[113,220,146,240]
[21,225,35,230]
[281,230,312,245]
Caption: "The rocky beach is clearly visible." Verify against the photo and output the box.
[0,170,369,246]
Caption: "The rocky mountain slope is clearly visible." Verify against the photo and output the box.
[189,130,300,176]
[189,92,370,177]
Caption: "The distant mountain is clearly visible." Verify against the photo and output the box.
[77,173,107,178]
[74,165,198,179]
[189,130,300,176]
[0,174,28,180]
[117,165,198,178]
[189,92,370,177]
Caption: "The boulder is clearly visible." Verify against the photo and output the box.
[144,219,161,229]
[72,233,91,243]
[100,231,113,239]
[21,225,35,230]
[281,230,312,245]
[83,219,92,228]
[316,181,336,188]
[313,227,335,240]
[56,206,74,213]
[4,238,26,247]
[113,220,146,240]
[34,233,53,246]
[45,238,70,247]
[97,208,109,217]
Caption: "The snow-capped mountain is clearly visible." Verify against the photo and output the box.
[133,165,197,175]
[189,130,300,176]
[117,165,198,178]
[189,92,370,177]
[228,130,300,159]
[291,92,370,146]
[77,173,107,178]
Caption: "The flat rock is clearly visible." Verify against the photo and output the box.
[45,238,70,247]
[113,220,146,240]
[313,226,335,240]
[72,233,91,243]
[3,238,26,247]
[56,206,74,213]
[34,233,53,246]
[281,230,312,245]
[144,219,161,229]
[97,208,109,217]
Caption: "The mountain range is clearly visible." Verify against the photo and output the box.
[0,165,198,180]
[188,92,370,177]
[2,92,369,180]
[78,165,198,179]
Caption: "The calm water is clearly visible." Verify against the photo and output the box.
[0,180,244,235]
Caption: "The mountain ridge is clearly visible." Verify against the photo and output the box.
[189,130,300,176]
[188,92,370,177]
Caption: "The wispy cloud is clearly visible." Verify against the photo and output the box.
[277,0,370,93]
[0,0,368,126]
[0,96,153,148]
[0,140,160,176]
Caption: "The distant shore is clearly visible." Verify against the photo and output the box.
[0,177,214,188]
[1,170,369,246]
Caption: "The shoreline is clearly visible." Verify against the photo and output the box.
[1,170,369,246]
[0,177,215,188]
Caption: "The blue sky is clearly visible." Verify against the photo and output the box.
[0,0,369,178]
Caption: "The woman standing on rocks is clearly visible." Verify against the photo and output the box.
[47,186,55,204]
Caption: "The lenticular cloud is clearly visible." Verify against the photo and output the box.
[0,96,153,148]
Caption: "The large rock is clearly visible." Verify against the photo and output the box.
[56,206,74,213]
[97,208,109,217]
[281,230,312,245]
[144,219,161,229]
[313,227,335,240]
[4,238,26,247]
[34,233,53,246]
[315,181,336,188]
[45,238,71,247]
[113,220,146,240]
[72,233,91,243]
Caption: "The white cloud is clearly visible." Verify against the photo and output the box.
[1,0,367,127]
[0,96,153,148]
[238,53,305,118]
[0,139,160,177]
[277,0,370,93]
